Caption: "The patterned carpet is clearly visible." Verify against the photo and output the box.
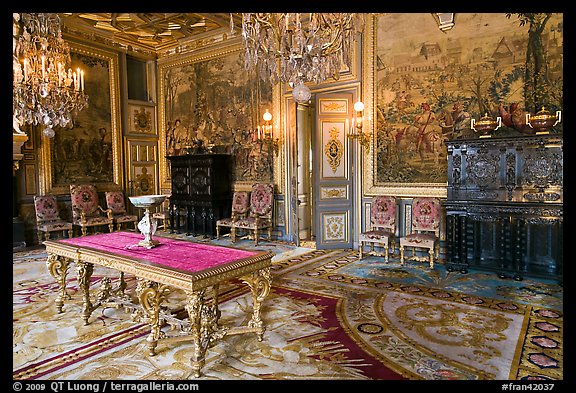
[13,232,563,381]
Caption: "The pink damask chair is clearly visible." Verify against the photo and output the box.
[232,183,274,245]
[358,196,397,262]
[399,197,442,269]
[105,191,138,231]
[33,195,74,242]
[216,191,250,241]
[70,184,114,236]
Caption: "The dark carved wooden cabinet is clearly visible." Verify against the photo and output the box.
[167,154,232,237]
[444,134,563,282]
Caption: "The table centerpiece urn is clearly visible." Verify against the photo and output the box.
[525,106,562,134]
[471,113,502,138]
[128,194,167,249]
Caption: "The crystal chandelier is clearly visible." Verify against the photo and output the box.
[232,13,364,103]
[13,13,89,138]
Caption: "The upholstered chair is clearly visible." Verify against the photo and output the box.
[152,196,171,231]
[105,191,138,231]
[33,195,74,242]
[231,183,274,245]
[399,197,442,269]
[216,191,250,241]
[358,196,397,262]
[69,184,114,236]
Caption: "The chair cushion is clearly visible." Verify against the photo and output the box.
[400,233,437,249]
[34,195,62,222]
[113,214,138,223]
[73,216,113,226]
[106,191,128,214]
[234,217,270,230]
[38,220,73,232]
[371,196,396,228]
[70,184,100,217]
[359,229,394,242]
[216,217,235,227]
[232,191,250,214]
[250,183,274,216]
[412,197,441,231]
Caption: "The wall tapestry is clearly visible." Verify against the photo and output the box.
[161,49,273,184]
[372,13,563,188]
[42,45,122,194]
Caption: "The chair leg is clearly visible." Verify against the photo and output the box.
[44,231,51,241]
[267,227,272,241]
[400,245,405,265]
[216,225,221,239]
[429,249,434,269]
[108,223,114,233]
[67,229,74,238]
[116,223,122,231]
[358,242,363,259]
[254,229,259,246]
[81,227,87,236]
[384,244,389,263]
[231,226,236,243]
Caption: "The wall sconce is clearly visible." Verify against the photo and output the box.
[258,109,281,155]
[432,13,455,32]
[347,100,370,148]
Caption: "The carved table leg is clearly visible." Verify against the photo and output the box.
[75,261,94,325]
[185,289,206,378]
[136,279,170,356]
[45,253,71,313]
[241,267,271,341]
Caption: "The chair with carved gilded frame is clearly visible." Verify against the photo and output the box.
[105,191,138,231]
[231,183,274,245]
[216,191,250,241]
[358,196,397,263]
[399,197,442,269]
[33,195,74,242]
[70,184,114,236]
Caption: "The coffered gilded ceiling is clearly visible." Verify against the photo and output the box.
[61,13,237,56]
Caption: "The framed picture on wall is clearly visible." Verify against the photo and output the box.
[362,13,563,198]
[39,43,123,195]
[126,102,156,136]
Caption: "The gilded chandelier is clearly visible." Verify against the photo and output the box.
[13,13,88,138]
[232,13,364,103]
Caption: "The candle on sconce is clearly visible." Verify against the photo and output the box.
[80,70,84,91]
[73,71,77,91]
[77,68,81,91]
[345,118,349,133]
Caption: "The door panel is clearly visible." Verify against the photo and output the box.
[314,92,354,249]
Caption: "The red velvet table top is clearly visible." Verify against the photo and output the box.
[59,232,259,273]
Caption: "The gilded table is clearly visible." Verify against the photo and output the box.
[44,231,272,378]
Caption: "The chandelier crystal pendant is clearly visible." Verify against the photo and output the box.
[233,13,364,103]
[13,13,89,137]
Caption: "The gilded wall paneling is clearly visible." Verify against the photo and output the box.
[321,120,348,179]
[24,164,37,195]
[125,138,158,197]
[320,211,350,244]
[39,43,123,195]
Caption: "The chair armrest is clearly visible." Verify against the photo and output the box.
[98,206,114,219]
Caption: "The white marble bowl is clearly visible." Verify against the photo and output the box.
[129,194,167,209]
